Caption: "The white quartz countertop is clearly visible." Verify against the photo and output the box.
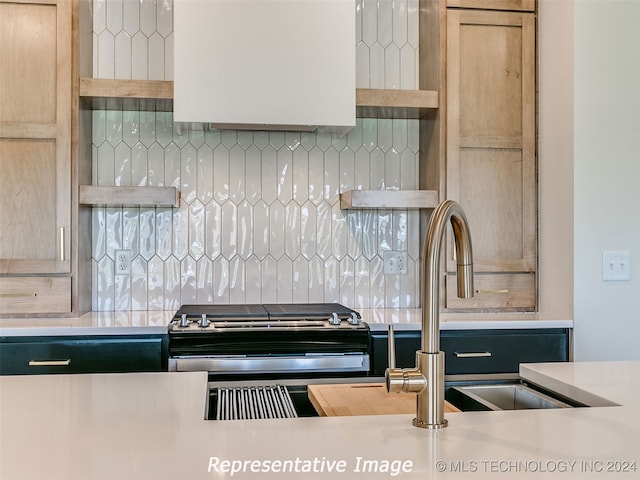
[0,309,572,336]
[1,361,638,479]
[359,309,573,331]
[0,310,173,335]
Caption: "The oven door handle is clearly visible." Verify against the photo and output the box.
[169,354,369,374]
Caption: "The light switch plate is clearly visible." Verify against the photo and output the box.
[602,251,631,281]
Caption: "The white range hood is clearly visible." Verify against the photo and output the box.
[173,0,355,134]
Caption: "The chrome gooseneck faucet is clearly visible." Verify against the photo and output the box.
[386,200,474,429]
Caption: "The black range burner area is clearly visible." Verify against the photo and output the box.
[167,303,371,376]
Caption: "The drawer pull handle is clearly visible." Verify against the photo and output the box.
[60,227,65,262]
[28,360,71,367]
[454,352,492,358]
[0,293,38,297]
[476,289,509,294]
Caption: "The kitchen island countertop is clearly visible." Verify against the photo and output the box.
[1,360,638,479]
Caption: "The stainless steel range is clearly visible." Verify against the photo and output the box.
[167,303,370,377]
[168,303,371,419]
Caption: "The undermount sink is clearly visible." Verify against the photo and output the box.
[444,379,590,412]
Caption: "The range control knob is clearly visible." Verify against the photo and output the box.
[329,312,341,325]
[179,314,189,328]
[199,313,209,328]
[349,312,360,325]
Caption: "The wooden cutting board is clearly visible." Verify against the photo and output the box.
[307,383,460,417]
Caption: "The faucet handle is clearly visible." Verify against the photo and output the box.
[388,324,396,369]
[386,324,427,394]
[386,366,426,394]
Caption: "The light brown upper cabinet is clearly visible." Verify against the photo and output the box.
[0,0,72,314]
[421,2,537,312]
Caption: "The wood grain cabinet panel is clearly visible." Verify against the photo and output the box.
[444,273,535,311]
[0,140,58,263]
[446,0,535,12]
[444,8,536,310]
[0,2,57,124]
[0,277,70,315]
[0,0,77,314]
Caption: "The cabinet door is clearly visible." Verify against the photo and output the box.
[0,1,71,276]
[445,9,536,310]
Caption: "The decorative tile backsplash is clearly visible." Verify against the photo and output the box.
[92,0,419,88]
[91,0,422,311]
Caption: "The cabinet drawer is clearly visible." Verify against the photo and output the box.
[441,329,569,375]
[445,273,535,311]
[446,0,535,12]
[370,328,569,376]
[0,336,167,375]
[0,277,70,314]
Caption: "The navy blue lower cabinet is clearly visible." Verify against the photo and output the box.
[370,328,570,376]
[0,334,168,375]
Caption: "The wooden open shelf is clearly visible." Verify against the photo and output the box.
[78,80,440,211]
[79,185,179,208]
[79,78,173,111]
[340,190,438,209]
[356,88,438,119]
[79,78,438,117]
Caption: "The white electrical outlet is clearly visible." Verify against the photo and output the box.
[602,251,631,281]
[384,251,408,275]
[115,250,131,276]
